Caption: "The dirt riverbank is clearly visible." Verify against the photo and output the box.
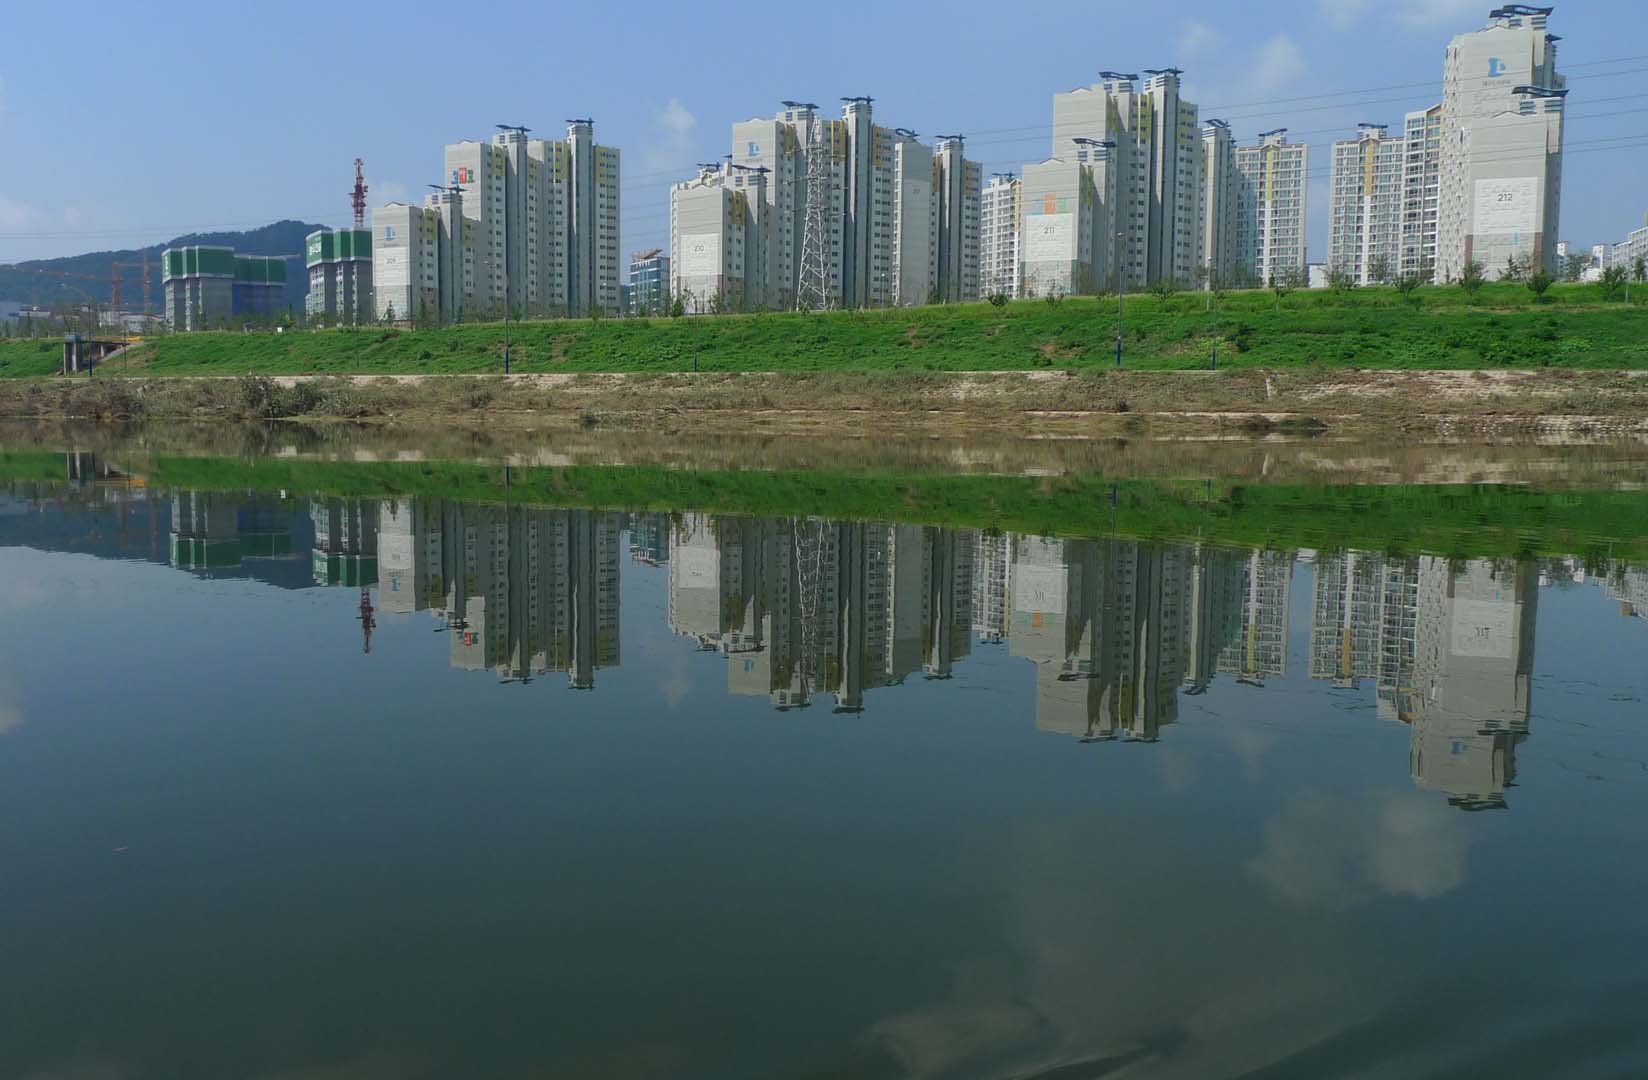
[6,369,1648,441]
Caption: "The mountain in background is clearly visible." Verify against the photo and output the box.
[0,220,327,312]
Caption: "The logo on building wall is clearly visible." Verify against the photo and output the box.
[384,226,396,240]
[451,167,475,184]
[1488,57,1507,77]
[747,141,759,157]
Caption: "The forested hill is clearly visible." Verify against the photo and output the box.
[0,220,326,312]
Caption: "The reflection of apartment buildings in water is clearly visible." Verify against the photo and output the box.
[667,515,976,711]
[1605,565,1648,624]
[310,499,379,586]
[1218,549,1294,681]
[1409,557,1536,810]
[630,512,669,567]
[1184,543,1245,692]
[1309,551,1421,719]
[375,499,621,687]
[972,533,1012,644]
[170,491,293,573]
[1009,537,1198,741]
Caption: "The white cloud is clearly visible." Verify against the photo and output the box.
[0,193,40,231]
[640,97,699,177]
[1320,0,1481,30]
[1247,790,1472,909]
[1252,35,1308,97]
[1179,20,1222,62]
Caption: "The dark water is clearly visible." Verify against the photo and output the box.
[3,455,1648,1079]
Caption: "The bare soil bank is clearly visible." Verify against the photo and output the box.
[6,369,1648,440]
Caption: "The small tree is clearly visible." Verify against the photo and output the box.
[926,285,942,307]
[1326,265,1355,294]
[1395,274,1423,305]
[1459,260,1486,300]
[1149,277,1177,301]
[1269,268,1299,309]
[1368,254,1392,286]
[987,293,1009,312]
[1599,265,1627,301]
[1561,252,1589,282]
[1503,253,1527,283]
[1526,271,1554,302]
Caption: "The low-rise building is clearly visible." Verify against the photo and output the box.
[628,249,670,316]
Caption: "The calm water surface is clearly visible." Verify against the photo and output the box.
[2,449,1647,1078]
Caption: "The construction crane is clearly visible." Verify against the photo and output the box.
[351,159,369,230]
[3,258,151,314]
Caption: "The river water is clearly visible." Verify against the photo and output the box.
[2,434,1646,1078]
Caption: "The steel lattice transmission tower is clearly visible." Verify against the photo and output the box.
[795,105,833,312]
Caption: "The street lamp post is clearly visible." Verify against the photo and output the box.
[1115,232,1126,369]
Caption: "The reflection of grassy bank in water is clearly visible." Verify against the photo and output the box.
[3,283,1647,378]
[25,453,1642,561]
[0,451,70,483]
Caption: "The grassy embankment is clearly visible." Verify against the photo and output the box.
[10,451,1647,560]
[3,281,1647,378]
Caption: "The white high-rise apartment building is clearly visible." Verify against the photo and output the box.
[371,202,439,324]
[1046,69,1200,289]
[670,162,771,313]
[1400,104,1443,280]
[1199,119,1237,286]
[1235,129,1309,286]
[1329,124,1405,284]
[1436,6,1565,281]
[1019,138,1121,298]
[980,174,1020,297]
[715,99,982,309]
[1609,215,1648,272]
[442,120,619,319]
[443,139,508,315]
[933,137,982,303]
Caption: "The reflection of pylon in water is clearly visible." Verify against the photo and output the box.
[793,517,828,698]
[358,587,376,654]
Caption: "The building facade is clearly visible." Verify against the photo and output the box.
[1436,6,1565,281]
[428,120,618,320]
[1400,104,1443,280]
[670,163,771,313]
[1234,130,1309,286]
[1328,124,1404,284]
[1200,119,1238,287]
[933,136,982,303]
[370,202,441,325]
[980,173,1020,297]
[162,246,286,331]
[304,228,373,324]
[628,249,670,316]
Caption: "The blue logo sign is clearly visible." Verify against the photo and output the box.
[1488,57,1507,77]
[384,226,396,240]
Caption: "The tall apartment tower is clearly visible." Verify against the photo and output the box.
[1199,119,1238,286]
[371,203,440,324]
[1234,129,1310,285]
[1047,69,1200,288]
[304,227,373,324]
[1329,124,1405,284]
[567,120,622,315]
[427,187,476,322]
[731,103,813,309]
[888,129,935,306]
[1400,104,1443,280]
[1436,6,1565,281]
[933,136,982,302]
[670,162,772,313]
[443,139,508,315]
[980,173,1021,297]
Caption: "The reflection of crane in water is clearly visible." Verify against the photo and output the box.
[358,587,376,654]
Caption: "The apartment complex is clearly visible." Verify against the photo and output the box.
[1328,124,1404,284]
[703,98,981,309]
[1045,69,1201,290]
[669,162,771,313]
[979,174,1020,297]
[1436,5,1566,280]
[379,120,619,323]
[304,227,372,324]
[1234,130,1309,286]
[161,245,286,331]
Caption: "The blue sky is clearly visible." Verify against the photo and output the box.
[1,0,1643,264]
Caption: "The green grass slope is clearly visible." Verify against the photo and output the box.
[4,282,1646,377]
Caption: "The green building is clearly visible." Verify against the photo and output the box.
[161,246,287,331]
[305,228,373,324]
